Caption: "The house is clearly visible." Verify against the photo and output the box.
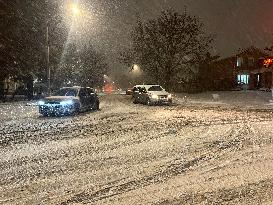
[3,75,26,95]
[0,74,36,101]
[210,57,237,90]
[250,57,273,90]
[214,47,271,90]
[235,47,270,90]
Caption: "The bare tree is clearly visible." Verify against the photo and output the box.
[120,9,214,91]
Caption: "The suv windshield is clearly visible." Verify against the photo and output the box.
[53,88,77,97]
[148,86,163,91]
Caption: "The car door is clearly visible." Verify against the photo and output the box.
[132,87,138,98]
[79,88,88,110]
[132,87,139,101]
[139,87,148,103]
[136,86,144,102]
[87,88,96,108]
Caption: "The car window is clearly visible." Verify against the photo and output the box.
[79,88,87,97]
[86,88,94,95]
[140,87,147,93]
[90,88,94,93]
[53,88,77,97]
[144,88,147,93]
[148,86,163,91]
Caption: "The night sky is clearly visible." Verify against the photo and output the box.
[72,0,273,70]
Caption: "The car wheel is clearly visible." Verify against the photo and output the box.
[94,100,99,110]
[42,113,48,117]
[133,97,138,104]
[73,103,80,115]
[146,98,152,106]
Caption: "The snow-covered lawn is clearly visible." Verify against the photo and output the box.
[174,90,273,108]
[0,101,38,122]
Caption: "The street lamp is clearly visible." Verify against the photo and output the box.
[132,64,140,72]
[130,64,142,74]
[129,64,143,85]
[70,3,80,16]
[46,2,80,96]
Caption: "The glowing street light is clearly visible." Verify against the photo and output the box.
[69,3,81,17]
[133,64,140,71]
[131,64,142,75]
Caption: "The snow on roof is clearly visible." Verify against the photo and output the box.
[134,84,160,87]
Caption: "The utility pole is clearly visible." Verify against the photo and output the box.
[46,25,51,96]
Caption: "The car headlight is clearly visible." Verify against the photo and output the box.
[38,100,45,105]
[167,94,172,99]
[151,94,158,99]
[60,100,74,106]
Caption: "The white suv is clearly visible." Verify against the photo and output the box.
[132,85,172,105]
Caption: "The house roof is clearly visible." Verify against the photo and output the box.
[236,46,269,57]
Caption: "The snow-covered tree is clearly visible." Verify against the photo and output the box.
[1,1,66,79]
[120,9,214,91]
[79,45,108,87]
[54,43,108,88]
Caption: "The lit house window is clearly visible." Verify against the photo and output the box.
[263,58,273,68]
[237,57,243,67]
[237,74,249,84]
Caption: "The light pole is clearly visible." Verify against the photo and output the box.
[46,25,50,95]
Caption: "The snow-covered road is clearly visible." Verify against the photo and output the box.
[1,94,273,204]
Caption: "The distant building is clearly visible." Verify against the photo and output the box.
[1,74,36,101]
[214,47,272,90]
[3,75,26,95]
[234,47,270,90]
[210,57,237,90]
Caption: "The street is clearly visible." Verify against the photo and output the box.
[1,94,273,204]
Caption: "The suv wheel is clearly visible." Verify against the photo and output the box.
[94,100,100,110]
[73,103,80,115]
[42,113,48,117]
[133,97,138,104]
[146,98,152,106]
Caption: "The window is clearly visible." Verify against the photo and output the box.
[140,87,147,93]
[86,88,94,95]
[248,57,254,66]
[237,57,243,67]
[53,88,77,96]
[237,74,249,85]
[263,58,273,68]
[79,88,87,97]
[148,85,163,91]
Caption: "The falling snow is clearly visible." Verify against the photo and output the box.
[2,0,273,204]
